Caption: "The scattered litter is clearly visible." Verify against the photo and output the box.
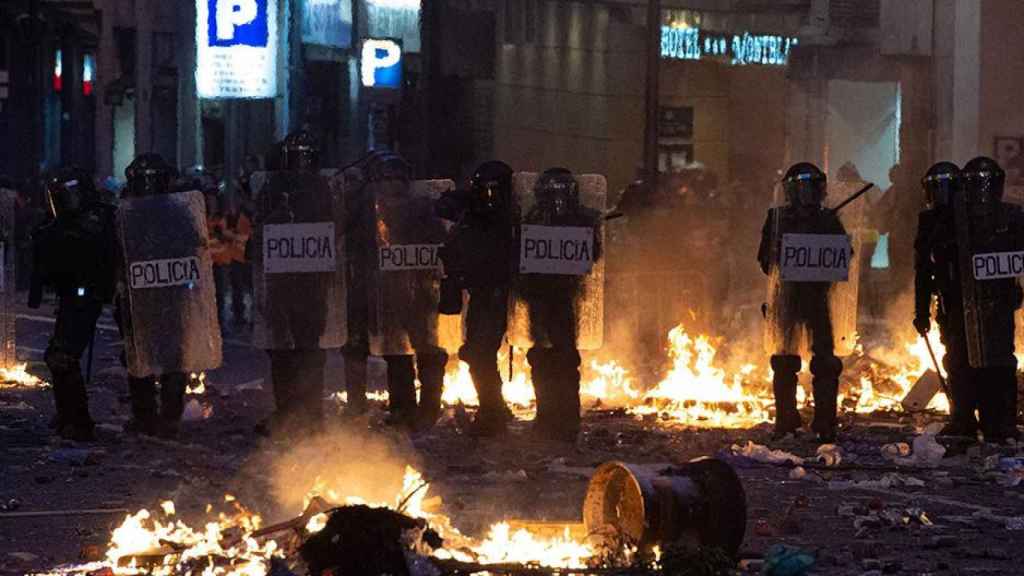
[983,456,1024,487]
[891,433,946,467]
[761,544,815,576]
[829,473,925,491]
[880,442,911,460]
[789,466,807,480]
[816,444,843,467]
[730,441,804,466]
[182,399,213,422]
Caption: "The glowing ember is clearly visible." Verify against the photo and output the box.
[0,363,47,389]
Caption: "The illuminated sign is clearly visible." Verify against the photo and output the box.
[661,26,798,67]
[361,38,402,89]
[54,49,62,92]
[301,0,352,48]
[196,0,278,99]
[82,53,95,96]
[366,0,421,53]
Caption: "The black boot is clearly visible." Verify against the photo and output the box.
[810,355,842,443]
[528,348,555,434]
[548,350,581,443]
[258,351,300,437]
[157,372,188,438]
[299,350,327,434]
[127,376,159,436]
[384,355,417,428]
[978,366,1019,444]
[342,351,369,416]
[415,352,448,431]
[940,358,979,438]
[465,347,509,437]
[57,370,95,441]
[770,355,802,439]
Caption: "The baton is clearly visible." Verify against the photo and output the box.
[830,183,874,215]
[922,332,951,400]
[85,322,97,388]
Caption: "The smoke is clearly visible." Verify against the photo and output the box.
[261,425,420,515]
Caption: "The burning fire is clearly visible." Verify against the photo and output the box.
[0,363,47,389]
[629,327,771,427]
[436,323,951,428]
[43,465,597,575]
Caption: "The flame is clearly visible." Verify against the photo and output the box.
[187,372,207,395]
[0,363,47,389]
[847,327,950,413]
[627,327,771,426]
[441,349,535,409]
[470,523,594,568]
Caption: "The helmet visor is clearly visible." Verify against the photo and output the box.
[923,172,958,207]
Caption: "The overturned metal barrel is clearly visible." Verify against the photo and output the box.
[582,458,746,558]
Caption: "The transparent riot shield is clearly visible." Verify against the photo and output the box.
[0,190,15,368]
[118,190,222,377]
[762,182,862,358]
[253,171,347,350]
[509,173,606,351]
[367,179,454,356]
[955,198,1024,368]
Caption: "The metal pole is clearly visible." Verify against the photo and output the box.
[643,0,661,194]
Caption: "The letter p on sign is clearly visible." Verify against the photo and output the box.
[207,0,268,47]
[361,39,402,89]
[217,0,258,40]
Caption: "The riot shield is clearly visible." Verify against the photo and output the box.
[762,182,862,358]
[253,171,347,350]
[367,179,454,356]
[509,173,606,351]
[118,190,222,377]
[955,198,1024,368]
[0,190,15,368]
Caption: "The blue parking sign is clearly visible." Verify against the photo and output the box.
[207,0,269,48]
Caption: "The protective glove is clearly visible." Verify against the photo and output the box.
[913,316,931,336]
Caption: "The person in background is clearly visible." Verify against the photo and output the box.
[224,195,253,328]
[205,191,231,331]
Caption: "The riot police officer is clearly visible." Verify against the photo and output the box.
[120,154,192,437]
[437,161,517,436]
[913,162,980,438]
[363,153,449,430]
[33,168,117,441]
[956,157,1022,442]
[758,163,847,443]
[520,168,602,442]
[257,132,338,436]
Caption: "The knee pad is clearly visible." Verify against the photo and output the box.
[770,355,801,374]
[810,355,843,377]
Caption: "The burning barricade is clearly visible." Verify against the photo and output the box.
[36,459,748,576]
